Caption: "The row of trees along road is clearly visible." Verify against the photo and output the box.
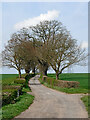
[2,20,87,79]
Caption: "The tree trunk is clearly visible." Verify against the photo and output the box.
[25,69,30,74]
[32,67,35,75]
[45,69,47,76]
[38,60,48,76]
[42,69,47,76]
[56,73,59,80]
[18,69,21,78]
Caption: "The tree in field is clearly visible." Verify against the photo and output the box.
[2,30,31,77]
[2,28,39,76]
[30,20,63,75]
[2,39,23,78]
[2,20,87,79]
[47,35,86,79]
[17,28,39,74]
[30,20,87,79]
[18,40,38,74]
[43,26,87,79]
[19,27,49,75]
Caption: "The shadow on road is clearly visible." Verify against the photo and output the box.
[30,83,41,85]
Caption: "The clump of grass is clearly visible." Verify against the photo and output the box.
[22,87,31,93]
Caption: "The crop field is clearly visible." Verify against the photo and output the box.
[48,73,88,89]
[1,73,88,89]
[1,74,19,85]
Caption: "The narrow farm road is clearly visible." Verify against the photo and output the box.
[16,75,88,118]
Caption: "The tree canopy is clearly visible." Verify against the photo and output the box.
[2,20,87,79]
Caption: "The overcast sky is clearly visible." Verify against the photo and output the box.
[0,2,88,74]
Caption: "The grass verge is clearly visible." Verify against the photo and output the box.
[81,95,90,117]
[1,73,35,119]
[81,96,88,111]
[39,76,88,94]
[1,93,34,119]
[22,87,32,92]
[48,73,88,89]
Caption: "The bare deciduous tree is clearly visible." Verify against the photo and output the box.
[45,30,87,79]
[31,20,87,79]
[18,40,37,74]
[2,39,23,78]
[2,20,87,79]
[30,20,62,75]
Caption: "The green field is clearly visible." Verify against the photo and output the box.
[1,74,19,85]
[48,73,88,89]
[1,73,88,89]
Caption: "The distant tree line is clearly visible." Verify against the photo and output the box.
[2,20,87,79]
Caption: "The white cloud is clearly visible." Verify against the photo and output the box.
[81,41,88,48]
[14,10,60,30]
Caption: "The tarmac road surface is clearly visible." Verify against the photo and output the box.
[16,75,88,118]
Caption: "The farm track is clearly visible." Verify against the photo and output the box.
[16,75,88,118]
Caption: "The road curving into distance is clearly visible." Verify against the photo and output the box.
[16,75,88,118]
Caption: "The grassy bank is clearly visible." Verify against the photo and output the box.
[39,73,88,94]
[1,73,35,119]
[81,95,90,117]
[81,96,88,111]
[39,78,88,94]
[48,73,88,89]
[1,93,34,119]
[1,74,33,92]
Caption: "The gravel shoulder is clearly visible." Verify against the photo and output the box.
[16,75,88,118]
